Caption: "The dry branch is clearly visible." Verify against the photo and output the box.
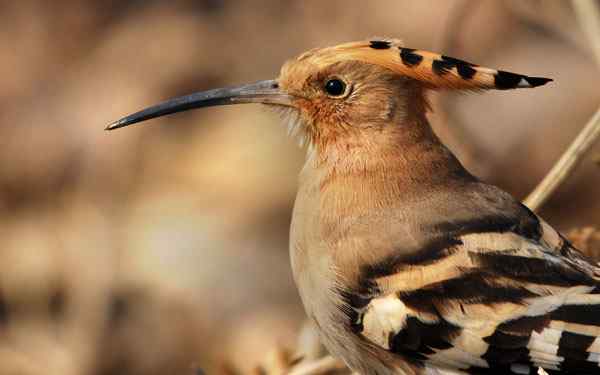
[524,108,600,210]
[287,356,346,375]
[524,0,600,211]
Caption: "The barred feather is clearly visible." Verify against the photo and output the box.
[339,210,600,374]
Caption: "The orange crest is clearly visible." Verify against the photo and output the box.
[303,38,551,90]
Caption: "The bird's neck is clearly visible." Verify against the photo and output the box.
[300,115,474,205]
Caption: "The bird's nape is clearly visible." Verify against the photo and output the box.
[106,79,293,130]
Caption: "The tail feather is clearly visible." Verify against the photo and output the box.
[491,297,600,373]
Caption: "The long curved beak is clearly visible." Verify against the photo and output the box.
[106,79,291,130]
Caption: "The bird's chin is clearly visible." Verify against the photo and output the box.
[264,104,311,148]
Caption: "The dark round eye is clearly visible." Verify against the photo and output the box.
[324,79,346,97]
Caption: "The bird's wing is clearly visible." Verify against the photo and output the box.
[340,210,600,375]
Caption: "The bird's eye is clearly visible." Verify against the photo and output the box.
[324,79,347,97]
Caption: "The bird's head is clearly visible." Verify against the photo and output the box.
[108,38,551,153]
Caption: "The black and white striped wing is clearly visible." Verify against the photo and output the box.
[342,215,600,374]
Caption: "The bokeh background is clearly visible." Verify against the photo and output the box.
[1,1,599,374]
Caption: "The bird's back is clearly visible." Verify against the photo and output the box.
[357,197,600,374]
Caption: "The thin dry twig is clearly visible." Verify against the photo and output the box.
[287,355,346,375]
[524,107,600,210]
[523,0,600,211]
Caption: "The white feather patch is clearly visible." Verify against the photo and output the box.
[362,295,407,349]
[587,352,600,363]
[529,329,561,351]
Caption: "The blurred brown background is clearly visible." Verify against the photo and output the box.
[0,1,599,374]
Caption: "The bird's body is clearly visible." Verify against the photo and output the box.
[290,118,600,375]
[108,39,600,374]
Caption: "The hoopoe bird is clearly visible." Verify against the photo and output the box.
[107,39,600,375]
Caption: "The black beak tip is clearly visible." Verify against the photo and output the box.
[105,119,128,131]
